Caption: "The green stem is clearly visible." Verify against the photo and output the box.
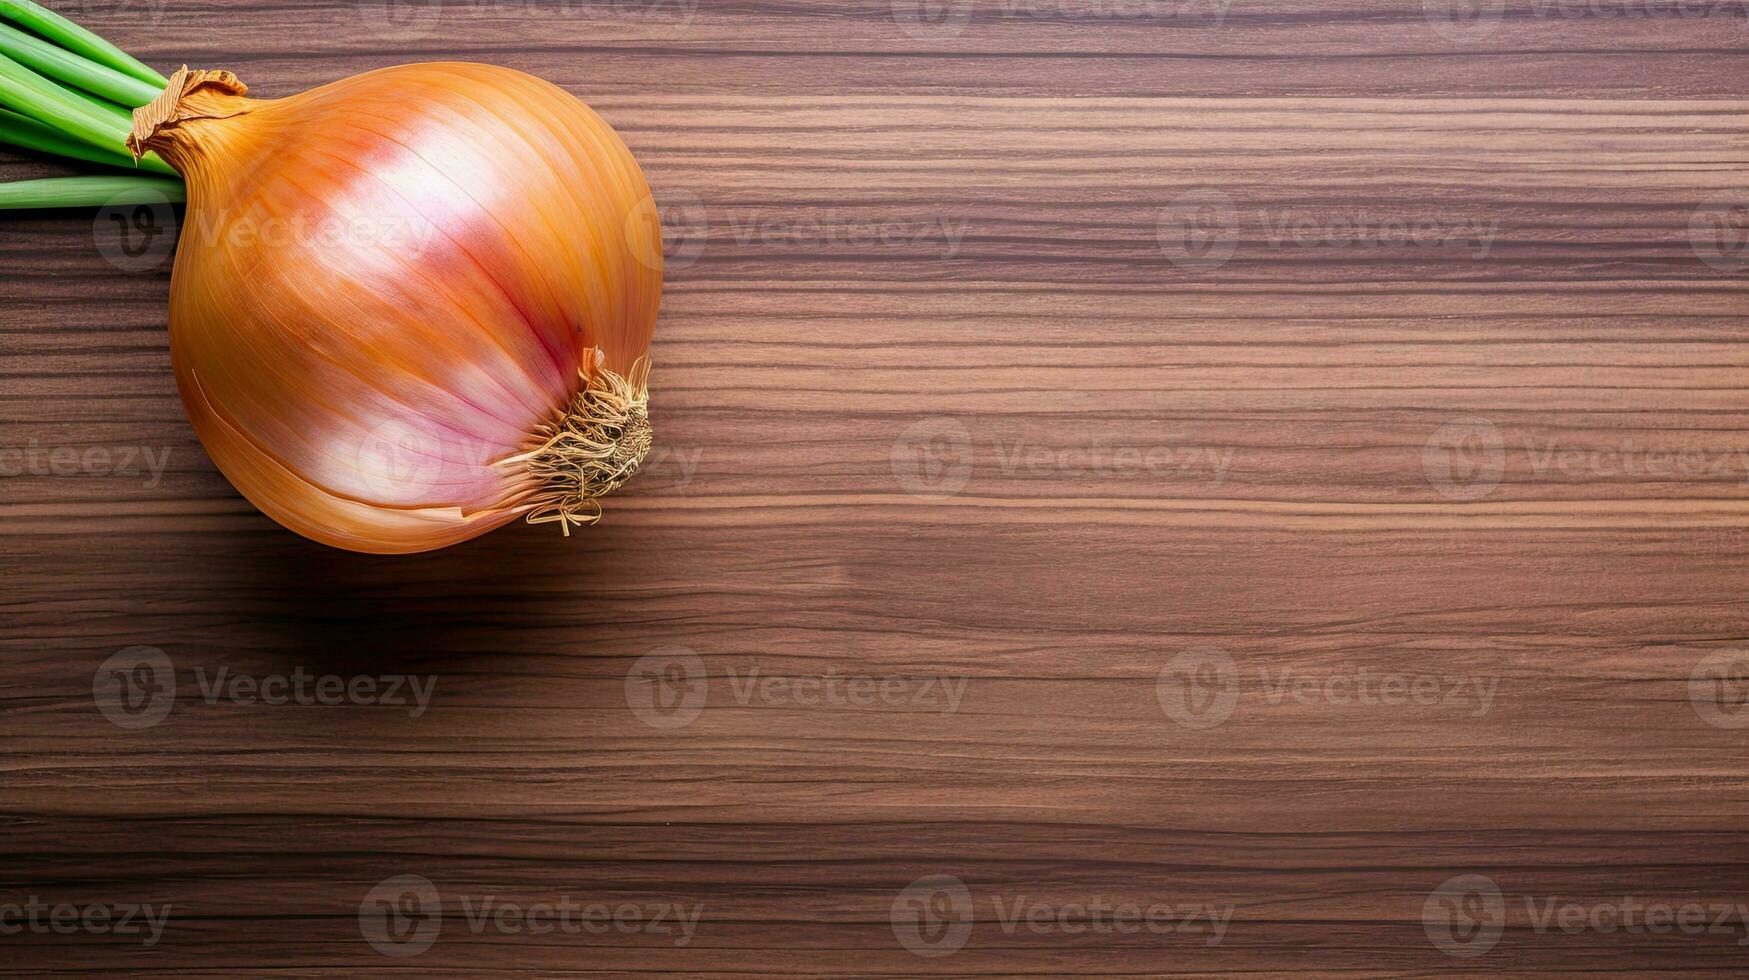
[0,106,172,173]
[0,23,160,107]
[0,0,164,88]
[0,50,133,156]
[0,173,182,209]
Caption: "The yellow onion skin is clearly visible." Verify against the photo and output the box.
[131,63,663,554]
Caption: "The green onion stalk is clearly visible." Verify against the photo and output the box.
[0,0,183,207]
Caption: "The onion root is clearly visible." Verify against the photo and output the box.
[502,356,654,535]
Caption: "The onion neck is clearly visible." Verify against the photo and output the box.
[126,65,253,174]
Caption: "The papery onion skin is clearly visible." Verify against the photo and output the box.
[130,63,664,554]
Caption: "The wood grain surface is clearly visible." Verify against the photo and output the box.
[4,0,1749,975]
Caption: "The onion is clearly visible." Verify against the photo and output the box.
[126,64,664,554]
[0,2,664,554]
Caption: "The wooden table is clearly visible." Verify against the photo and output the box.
[4,0,1749,974]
